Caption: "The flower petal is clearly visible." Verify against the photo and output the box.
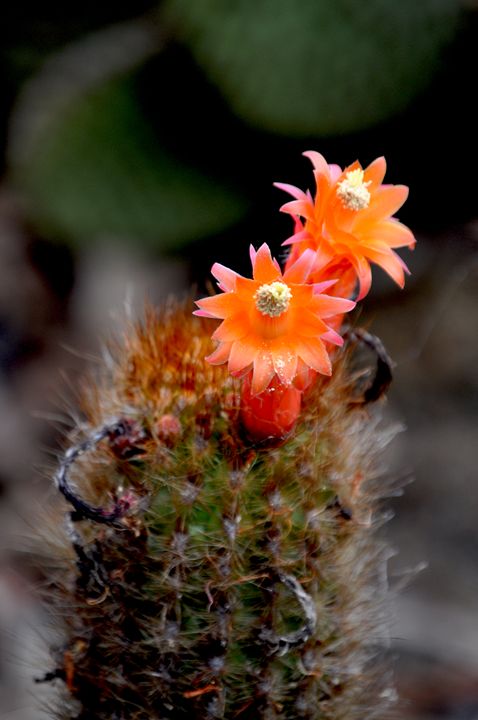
[296,337,332,376]
[228,336,259,375]
[303,150,330,176]
[273,182,310,202]
[321,328,344,346]
[282,229,310,246]
[211,263,239,292]
[294,360,316,391]
[283,248,316,283]
[311,279,337,294]
[251,352,275,394]
[338,160,362,181]
[366,248,408,288]
[309,293,356,318]
[195,292,242,319]
[271,340,298,386]
[364,219,416,249]
[252,243,282,283]
[368,185,409,220]
[193,308,216,318]
[212,313,250,342]
[206,342,232,365]
[279,199,315,220]
[313,242,337,270]
[349,254,372,300]
[364,156,387,189]
[328,164,342,183]
[291,307,329,337]
[249,244,257,266]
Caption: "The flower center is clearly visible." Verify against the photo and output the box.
[254,281,292,317]
[336,168,371,211]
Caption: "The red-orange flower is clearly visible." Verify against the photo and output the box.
[276,152,416,299]
[194,243,355,395]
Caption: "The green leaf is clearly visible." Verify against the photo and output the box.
[164,0,460,136]
[11,77,248,249]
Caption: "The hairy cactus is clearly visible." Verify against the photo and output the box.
[37,151,414,719]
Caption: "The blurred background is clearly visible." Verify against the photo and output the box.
[0,1,477,718]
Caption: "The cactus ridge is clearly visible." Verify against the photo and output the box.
[40,302,399,720]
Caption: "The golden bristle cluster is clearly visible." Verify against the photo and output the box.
[83,302,235,426]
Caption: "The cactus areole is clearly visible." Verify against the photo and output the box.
[43,152,414,719]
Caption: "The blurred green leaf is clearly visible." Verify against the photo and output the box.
[164,0,460,136]
[11,76,248,249]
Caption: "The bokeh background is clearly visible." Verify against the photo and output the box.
[0,2,477,718]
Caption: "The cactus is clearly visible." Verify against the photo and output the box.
[38,151,414,719]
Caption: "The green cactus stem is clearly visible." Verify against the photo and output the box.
[37,303,400,719]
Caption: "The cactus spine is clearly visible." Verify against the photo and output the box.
[39,304,398,720]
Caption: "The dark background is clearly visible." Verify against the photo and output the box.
[0,2,477,718]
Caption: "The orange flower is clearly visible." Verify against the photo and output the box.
[194,243,355,395]
[276,152,416,299]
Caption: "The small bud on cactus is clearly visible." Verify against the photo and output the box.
[240,373,302,442]
[155,413,183,446]
[37,152,415,719]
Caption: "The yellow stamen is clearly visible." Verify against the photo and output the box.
[337,168,371,211]
[254,281,292,317]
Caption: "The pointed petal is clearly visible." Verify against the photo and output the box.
[321,328,344,346]
[397,252,411,274]
[211,263,239,292]
[366,248,407,288]
[340,159,362,179]
[287,284,314,305]
[311,279,337,294]
[249,244,257,266]
[309,293,356,318]
[282,229,310,246]
[234,274,257,298]
[212,313,250,342]
[303,150,329,175]
[294,360,316,391]
[349,255,372,300]
[368,185,409,219]
[329,164,342,183]
[279,199,315,220]
[293,308,329,337]
[283,248,316,283]
[228,337,259,375]
[251,352,275,395]
[314,171,335,213]
[193,308,216,318]
[271,341,298,386]
[252,244,282,283]
[364,156,386,189]
[364,219,416,249]
[206,342,232,365]
[273,182,310,202]
[314,241,337,270]
[296,337,332,376]
[195,292,242,319]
